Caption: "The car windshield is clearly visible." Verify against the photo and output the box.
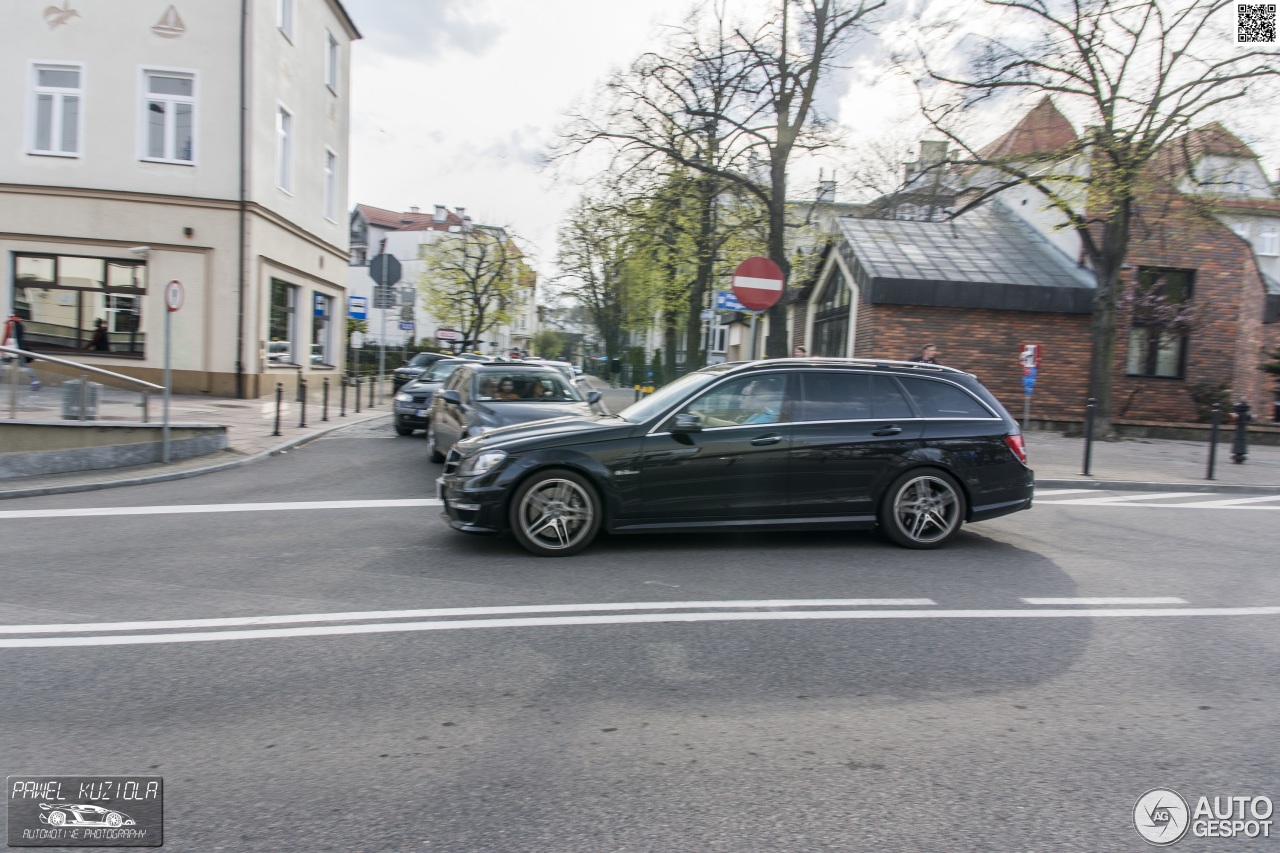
[476,371,583,402]
[615,368,731,423]
[408,352,439,367]
[423,360,464,382]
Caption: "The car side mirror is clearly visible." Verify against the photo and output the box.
[586,390,602,405]
[401,360,409,367]
[672,413,703,433]
[441,390,462,406]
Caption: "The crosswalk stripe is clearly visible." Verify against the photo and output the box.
[1037,492,1204,505]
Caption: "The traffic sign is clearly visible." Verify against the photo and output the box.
[714,291,746,311]
[369,253,402,286]
[731,257,785,311]
[164,279,184,312]
[373,286,397,310]
[436,328,461,341]
[1020,344,1040,369]
[399,321,415,332]
[348,295,367,320]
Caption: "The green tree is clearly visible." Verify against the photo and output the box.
[531,329,565,359]
[418,228,527,352]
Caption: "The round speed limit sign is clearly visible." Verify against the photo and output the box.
[165,279,184,312]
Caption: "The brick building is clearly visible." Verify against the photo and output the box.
[793,100,1280,424]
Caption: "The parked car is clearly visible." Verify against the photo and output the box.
[436,358,1034,556]
[392,358,471,436]
[393,351,460,390]
[425,363,603,463]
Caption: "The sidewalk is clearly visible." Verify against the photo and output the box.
[2,380,1278,499]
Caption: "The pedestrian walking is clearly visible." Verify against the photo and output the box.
[2,312,41,389]
[793,345,806,358]
[909,343,940,364]
[86,319,111,352]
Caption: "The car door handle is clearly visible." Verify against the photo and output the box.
[750,434,783,446]
[871,425,902,436]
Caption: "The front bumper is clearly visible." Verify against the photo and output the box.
[437,470,509,534]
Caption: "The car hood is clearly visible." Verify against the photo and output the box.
[403,380,443,394]
[461,413,636,454]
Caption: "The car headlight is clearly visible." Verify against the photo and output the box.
[459,449,507,476]
[394,392,413,402]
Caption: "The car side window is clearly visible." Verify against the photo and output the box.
[898,377,992,418]
[672,374,789,428]
[798,371,875,421]
[871,375,915,419]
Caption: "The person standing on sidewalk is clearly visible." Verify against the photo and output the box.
[2,312,41,390]
[909,343,940,364]
[86,319,111,352]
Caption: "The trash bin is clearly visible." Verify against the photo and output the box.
[62,379,101,420]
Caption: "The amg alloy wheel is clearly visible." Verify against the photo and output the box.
[509,468,601,557]
[879,469,966,549]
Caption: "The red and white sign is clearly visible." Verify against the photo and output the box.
[731,256,785,311]
[1020,344,1040,371]
[436,328,461,341]
[164,279,184,312]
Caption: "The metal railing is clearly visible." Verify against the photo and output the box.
[2,345,162,421]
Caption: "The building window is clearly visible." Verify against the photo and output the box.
[30,63,82,156]
[324,148,337,221]
[269,280,297,364]
[1126,268,1194,379]
[278,0,293,40]
[142,70,195,163]
[1258,225,1278,256]
[311,293,333,365]
[350,247,367,266]
[325,32,339,91]
[812,264,851,357]
[11,253,147,355]
[276,105,293,192]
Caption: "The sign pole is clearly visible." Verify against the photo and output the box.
[378,262,387,405]
[748,312,758,361]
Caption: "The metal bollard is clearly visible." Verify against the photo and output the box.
[339,375,347,417]
[1081,397,1096,476]
[272,382,283,436]
[322,377,330,422]
[354,376,361,413]
[368,372,376,408]
[1206,403,1220,480]
[1231,399,1252,464]
[298,378,308,428]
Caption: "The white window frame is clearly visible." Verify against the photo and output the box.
[325,31,339,92]
[323,148,337,221]
[276,104,293,193]
[1259,225,1279,257]
[278,0,293,41]
[139,67,197,165]
[29,61,84,157]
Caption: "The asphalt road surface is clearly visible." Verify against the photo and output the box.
[2,417,1277,851]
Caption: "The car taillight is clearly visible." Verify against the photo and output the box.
[1004,434,1028,464]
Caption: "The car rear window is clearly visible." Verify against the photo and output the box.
[799,372,913,420]
[898,377,993,418]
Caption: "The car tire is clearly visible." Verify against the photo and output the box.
[105,813,124,828]
[46,811,66,827]
[426,420,445,463]
[878,468,966,549]
[508,468,601,557]
[394,419,415,437]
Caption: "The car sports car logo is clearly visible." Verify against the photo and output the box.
[40,803,137,828]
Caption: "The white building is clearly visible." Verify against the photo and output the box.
[348,204,538,358]
[0,0,359,396]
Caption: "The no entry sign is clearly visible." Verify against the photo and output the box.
[731,257,785,311]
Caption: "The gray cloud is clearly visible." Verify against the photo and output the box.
[342,0,504,59]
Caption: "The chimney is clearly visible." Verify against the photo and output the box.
[455,207,466,220]
[817,175,836,204]
[920,140,949,166]
[433,205,447,222]
[408,206,420,214]
[462,214,473,232]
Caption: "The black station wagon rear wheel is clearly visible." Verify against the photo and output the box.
[509,468,601,557]
[879,469,966,549]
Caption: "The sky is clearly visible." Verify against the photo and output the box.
[341,0,1279,282]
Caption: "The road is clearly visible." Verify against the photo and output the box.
[2,418,1277,851]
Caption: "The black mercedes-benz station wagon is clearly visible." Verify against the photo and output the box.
[437,359,1034,556]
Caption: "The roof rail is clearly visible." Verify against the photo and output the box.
[741,357,972,376]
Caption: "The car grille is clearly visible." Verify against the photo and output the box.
[443,448,461,476]
[412,395,431,405]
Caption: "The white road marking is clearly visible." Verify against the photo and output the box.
[1021,597,1188,605]
[1032,489,1097,496]
[1176,495,1280,507]
[0,599,939,635]
[3,606,1279,649]
[1036,492,1204,505]
[0,499,440,520]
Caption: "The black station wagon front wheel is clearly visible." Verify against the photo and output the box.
[509,468,601,557]
[879,469,966,549]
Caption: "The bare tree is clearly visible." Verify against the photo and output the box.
[559,0,884,358]
[418,228,528,352]
[907,0,1278,433]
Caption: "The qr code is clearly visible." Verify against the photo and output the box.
[1237,3,1277,43]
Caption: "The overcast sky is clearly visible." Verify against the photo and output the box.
[340,0,1278,280]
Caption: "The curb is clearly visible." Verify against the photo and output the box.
[0,413,391,500]
[1035,478,1280,495]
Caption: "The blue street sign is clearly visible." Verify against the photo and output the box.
[348,295,368,320]
[398,321,415,331]
[714,290,746,311]
[1023,366,1037,394]
[314,293,327,317]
